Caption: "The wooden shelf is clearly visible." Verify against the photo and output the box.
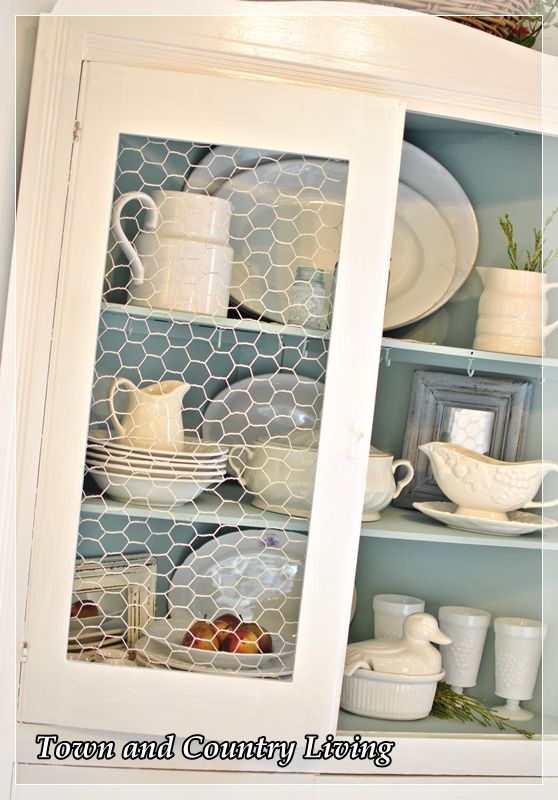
[101,301,330,341]
[360,505,556,551]
[101,302,556,379]
[337,708,550,738]
[81,482,310,533]
[381,336,554,380]
[82,484,556,550]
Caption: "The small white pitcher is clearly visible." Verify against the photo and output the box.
[474,267,558,357]
[108,378,190,451]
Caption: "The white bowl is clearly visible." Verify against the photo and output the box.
[229,441,413,520]
[341,668,445,720]
[89,468,214,507]
[142,619,295,671]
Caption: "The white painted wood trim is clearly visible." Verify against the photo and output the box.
[16,722,552,777]
[16,15,85,661]
[75,15,544,131]
[14,761,553,787]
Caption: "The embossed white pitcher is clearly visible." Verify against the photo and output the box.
[108,378,190,451]
[473,267,558,357]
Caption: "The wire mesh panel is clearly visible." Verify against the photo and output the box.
[70,135,348,679]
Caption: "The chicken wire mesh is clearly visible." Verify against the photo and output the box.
[69,135,349,678]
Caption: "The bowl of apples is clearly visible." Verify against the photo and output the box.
[144,614,295,670]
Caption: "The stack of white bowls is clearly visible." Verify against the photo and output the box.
[86,433,228,508]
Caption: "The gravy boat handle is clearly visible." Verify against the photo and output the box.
[524,462,558,509]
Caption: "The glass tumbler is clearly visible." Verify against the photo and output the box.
[373,593,425,640]
[492,617,548,721]
[438,606,491,694]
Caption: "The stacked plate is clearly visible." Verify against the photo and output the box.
[86,429,229,507]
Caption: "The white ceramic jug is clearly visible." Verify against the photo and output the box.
[108,378,190,451]
[474,267,558,356]
[130,234,233,317]
[111,189,232,313]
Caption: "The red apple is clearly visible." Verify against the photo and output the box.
[221,623,259,654]
[71,600,100,618]
[182,620,219,651]
[245,622,273,654]
[213,613,242,646]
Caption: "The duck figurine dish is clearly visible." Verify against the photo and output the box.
[344,612,451,677]
[419,442,558,522]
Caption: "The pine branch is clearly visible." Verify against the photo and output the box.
[432,683,535,739]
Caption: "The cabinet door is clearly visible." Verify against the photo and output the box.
[19,61,405,739]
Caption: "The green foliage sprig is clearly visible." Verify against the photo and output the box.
[432,682,535,739]
[508,1,558,48]
[498,208,558,272]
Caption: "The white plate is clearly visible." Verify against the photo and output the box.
[142,618,295,671]
[69,616,125,641]
[188,143,478,327]
[202,372,324,446]
[134,634,295,677]
[387,184,455,328]
[214,161,455,329]
[86,455,226,480]
[88,429,228,459]
[168,528,307,644]
[88,468,215,507]
[413,501,558,536]
[86,442,228,467]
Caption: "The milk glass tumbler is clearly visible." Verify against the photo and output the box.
[373,594,425,640]
[492,617,548,721]
[438,606,491,694]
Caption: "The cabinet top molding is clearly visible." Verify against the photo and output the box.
[41,8,547,131]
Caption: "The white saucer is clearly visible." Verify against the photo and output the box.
[413,501,558,536]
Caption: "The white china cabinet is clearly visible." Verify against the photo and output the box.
[16,6,558,780]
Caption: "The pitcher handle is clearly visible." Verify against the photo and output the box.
[229,445,253,489]
[391,459,415,499]
[524,462,558,509]
[111,191,159,283]
[544,283,558,338]
[108,377,137,438]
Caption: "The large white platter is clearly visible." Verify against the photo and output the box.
[187,143,478,329]
[134,633,295,678]
[201,372,324,446]
[168,527,308,645]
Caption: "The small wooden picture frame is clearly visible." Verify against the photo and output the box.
[394,370,533,508]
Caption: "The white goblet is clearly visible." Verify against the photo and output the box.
[492,617,548,721]
[438,606,491,694]
[373,593,425,640]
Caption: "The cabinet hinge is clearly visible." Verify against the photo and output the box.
[72,120,82,143]
[19,641,29,663]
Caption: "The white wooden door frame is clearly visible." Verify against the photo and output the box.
[18,57,405,738]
